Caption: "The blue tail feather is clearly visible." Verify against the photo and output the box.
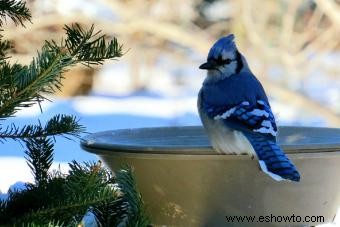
[244,133,300,182]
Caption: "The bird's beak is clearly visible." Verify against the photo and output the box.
[199,61,218,70]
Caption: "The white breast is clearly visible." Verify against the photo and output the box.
[199,111,256,156]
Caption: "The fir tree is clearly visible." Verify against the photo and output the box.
[0,0,150,226]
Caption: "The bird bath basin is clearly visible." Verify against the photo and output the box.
[81,126,340,226]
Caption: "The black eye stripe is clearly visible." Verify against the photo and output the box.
[216,57,234,65]
[223,58,232,64]
[207,56,236,65]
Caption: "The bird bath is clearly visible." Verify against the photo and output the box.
[81,126,340,226]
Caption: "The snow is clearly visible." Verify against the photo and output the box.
[73,96,197,118]
[0,157,70,199]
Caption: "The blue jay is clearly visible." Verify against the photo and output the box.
[198,34,300,182]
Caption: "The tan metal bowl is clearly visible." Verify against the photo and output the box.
[81,126,340,226]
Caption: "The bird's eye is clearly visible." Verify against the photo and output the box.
[222,58,232,64]
[216,56,232,65]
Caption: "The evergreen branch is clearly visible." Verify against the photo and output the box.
[0,0,31,26]
[0,176,68,225]
[0,39,11,60]
[20,220,65,227]
[13,44,71,95]
[24,137,54,186]
[7,161,117,225]
[0,24,123,118]
[18,192,117,225]
[0,162,151,226]
[88,197,130,226]
[115,167,151,227]
[0,45,72,118]
[43,114,85,138]
[64,23,123,65]
[0,3,135,225]
[0,114,85,141]
[65,161,115,199]
[0,199,6,218]
[0,62,22,117]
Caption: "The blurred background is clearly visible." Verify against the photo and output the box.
[0,0,339,192]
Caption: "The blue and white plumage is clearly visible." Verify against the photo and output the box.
[198,34,300,182]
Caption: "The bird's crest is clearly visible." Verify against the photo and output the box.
[207,34,237,60]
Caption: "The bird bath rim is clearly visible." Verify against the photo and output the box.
[81,126,340,155]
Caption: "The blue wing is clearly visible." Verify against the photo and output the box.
[200,72,277,136]
[204,100,277,138]
[201,98,300,182]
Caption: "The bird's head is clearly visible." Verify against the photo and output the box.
[199,34,245,81]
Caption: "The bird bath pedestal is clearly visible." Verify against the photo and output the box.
[81,126,340,226]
